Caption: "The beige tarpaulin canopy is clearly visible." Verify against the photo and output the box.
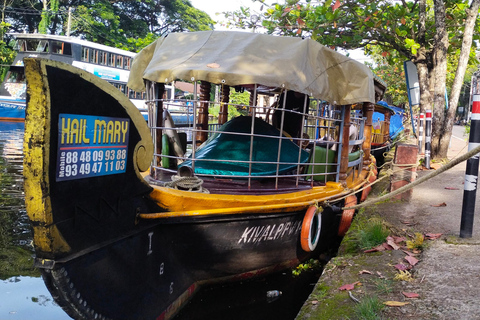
[127,31,375,105]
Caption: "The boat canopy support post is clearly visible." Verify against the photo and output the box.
[362,102,374,169]
[196,81,210,145]
[339,105,351,183]
[150,82,165,177]
[219,84,230,125]
[383,110,391,144]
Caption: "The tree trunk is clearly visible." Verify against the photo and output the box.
[431,0,449,159]
[438,0,480,157]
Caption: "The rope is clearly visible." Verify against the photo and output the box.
[164,175,210,193]
[344,144,480,210]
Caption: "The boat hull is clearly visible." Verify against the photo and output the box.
[40,207,341,320]
[0,100,25,121]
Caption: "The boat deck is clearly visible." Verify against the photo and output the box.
[147,171,325,195]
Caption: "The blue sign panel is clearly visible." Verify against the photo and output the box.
[56,114,129,181]
[93,67,121,81]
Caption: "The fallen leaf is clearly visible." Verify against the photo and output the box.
[394,264,410,271]
[393,236,407,243]
[359,270,373,275]
[402,250,417,257]
[425,233,443,240]
[364,244,386,253]
[402,292,420,299]
[384,301,411,307]
[445,187,459,190]
[387,237,400,250]
[383,242,395,250]
[404,255,419,266]
[431,202,447,207]
[338,281,360,291]
[376,271,385,279]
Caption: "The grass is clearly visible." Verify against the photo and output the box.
[354,295,385,320]
[357,221,390,250]
[341,212,390,253]
[373,278,394,295]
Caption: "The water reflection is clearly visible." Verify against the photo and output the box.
[0,121,71,319]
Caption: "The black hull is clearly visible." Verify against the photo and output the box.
[41,209,341,320]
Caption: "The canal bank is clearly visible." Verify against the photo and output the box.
[297,125,480,319]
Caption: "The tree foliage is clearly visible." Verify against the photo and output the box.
[225,0,480,159]
[2,0,214,51]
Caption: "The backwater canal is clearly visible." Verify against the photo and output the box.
[0,120,326,320]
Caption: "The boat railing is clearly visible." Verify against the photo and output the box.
[145,83,367,189]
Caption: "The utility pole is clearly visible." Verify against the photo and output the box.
[67,7,72,37]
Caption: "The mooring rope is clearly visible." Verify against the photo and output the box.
[164,175,210,193]
[343,144,480,210]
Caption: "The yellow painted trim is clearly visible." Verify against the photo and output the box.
[23,59,70,254]
[144,162,376,218]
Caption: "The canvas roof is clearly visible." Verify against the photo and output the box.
[128,31,376,105]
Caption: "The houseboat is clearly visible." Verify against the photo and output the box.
[23,31,385,320]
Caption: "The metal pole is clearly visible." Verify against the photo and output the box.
[418,112,424,153]
[460,88,480,238]
[424,110,431,169]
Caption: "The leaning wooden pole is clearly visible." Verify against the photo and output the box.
[362,102,374,169]
[339,105,351,183]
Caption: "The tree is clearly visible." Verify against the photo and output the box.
[2,0,214,51]
[225,0,480,159]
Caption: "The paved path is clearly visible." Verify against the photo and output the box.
[401,126,480,319]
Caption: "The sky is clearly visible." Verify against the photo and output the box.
[189,0,263,30]
[189,0,371,64]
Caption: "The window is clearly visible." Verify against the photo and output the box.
[51,41,63,54]
[116,55,123,68]
[123,57,131,70]
[36,40,49,52]
[6,69,25,83]
[82,47,90,62]
[63,43,72,55]
[18,39,40,51]
[108,53,115,67]
[89,49,97,64]
[99,51,107,65]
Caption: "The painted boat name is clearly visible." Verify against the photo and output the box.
[238,220,302,244]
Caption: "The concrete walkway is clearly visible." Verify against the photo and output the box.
[399,126,480,319]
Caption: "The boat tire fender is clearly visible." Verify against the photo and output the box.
[301,206,322,252]
[360,174,377,202]
[338,195,357,236]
